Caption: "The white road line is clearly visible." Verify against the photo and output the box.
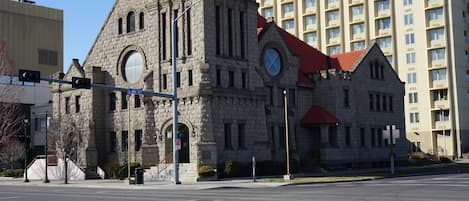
[0,197,20,200]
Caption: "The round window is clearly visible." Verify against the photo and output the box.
[122,51,143,83]
[263,48,282,77]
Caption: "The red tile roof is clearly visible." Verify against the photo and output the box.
[256,14,365,84]
[300,106,340,125]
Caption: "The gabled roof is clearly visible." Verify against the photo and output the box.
[300,106,339,125]
[256,14,366,85]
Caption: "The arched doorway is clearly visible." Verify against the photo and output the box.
[164,123,190,163]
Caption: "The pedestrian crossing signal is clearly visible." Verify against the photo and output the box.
[18,70,40,83]
[72,77,91,89]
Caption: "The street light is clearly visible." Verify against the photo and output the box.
[282,90,292,181]
[23,119,30,183]
[171,0,201,184]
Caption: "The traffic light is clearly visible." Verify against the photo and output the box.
[72,77,91,89]
[18,70,41,83]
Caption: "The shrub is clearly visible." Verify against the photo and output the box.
[439,156,452,163]
[198,165,215,178]
[223,161,241,178]
[102,162,119,179]
[3,169,24,177]
[409,152,425,160]
[116,162,141,179]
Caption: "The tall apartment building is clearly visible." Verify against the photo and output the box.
[257,0,469,158]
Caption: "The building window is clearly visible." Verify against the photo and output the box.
[38,49,58,66]
[327,27,340,41]
[328,45,341,55]
[431,69,447,81]
[327,10,339,22]
[238,124,246,149]
[75,96,81,113]
[386,55,393,65]
[351,23,365,40]
[406,52,416,64]
[377,128,383,147]
[122,92,128,109]
[110,93,116,111]
[161,12,167,60]
[412,141,421,152]
[139,12,144,30]
[328,126,338,147]
[110,132,116,153]
[241,72,247,89]
[187,10,192,56]
[376,94,381,111]
[162,74,167,90]
[304,15,316,29]
[270,126,276,151]
[224,123,232,149]
[263,7,273,18]
[173,9,179,58]
[288,89,296,107]
[433,89,448,101]
[435,110,449,121]
[382,94,387,111]
[134,94,141,108]
[360,128,366,147]
[118,18,123,34]
[282,3,294,15]
[407,72,417,84]
[65,97,70,114]
[376,0,390,13]
[135,130,142,152]
[405,33,415,45]
[127,11,135,33]
[188,70,193,86]
[404,0,413,6]
[377,18,391,31]
[409,92,418,103]
[215,6,221,55]
[351,5,364,21]
[428,28,444,42]
[279,126,286,149]
[370,128,376,147]
[389,96,393,112]
[240,11,245,58]
[430,48,446,61]
[369,93,374,111]
[121,131,128,152]
[410,112,420,123]
[216,69,221,86]
[176,72,181,88]
[228,9,233,57]
[228,71,235,87]
[345,126,351,147]
[404,14,414,25]
[427,8,443,22]
[352,41,366,51]
[377,37,392,49]
[305,32,317,44]
[283,19,295,30]
[305,0,315,9]
[343,88,350,108]
[268,86,274,105]
[122,51,144,84]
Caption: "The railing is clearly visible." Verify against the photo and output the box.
[157,153,174,177]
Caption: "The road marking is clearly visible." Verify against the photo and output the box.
[0,197,20,200]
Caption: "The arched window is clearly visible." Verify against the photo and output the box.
[139,12,144,30]
[127,11,135,33]
[118,18,123,34]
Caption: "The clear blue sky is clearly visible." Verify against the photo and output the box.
[36,0,115,72]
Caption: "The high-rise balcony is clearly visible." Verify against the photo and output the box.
[426,0,444,9]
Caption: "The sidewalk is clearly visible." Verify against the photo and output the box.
[0,177,286,190]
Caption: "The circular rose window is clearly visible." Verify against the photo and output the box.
[122,51,143,83]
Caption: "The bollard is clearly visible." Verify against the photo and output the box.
[252,156,256,182]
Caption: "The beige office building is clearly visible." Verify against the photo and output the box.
[257,0,469,158]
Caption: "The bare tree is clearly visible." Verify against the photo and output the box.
[55,115,82,183]
[0,38,25,159]
[0,138,24,170]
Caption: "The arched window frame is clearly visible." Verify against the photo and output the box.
[127,11,135,33]
[139,12,145,30]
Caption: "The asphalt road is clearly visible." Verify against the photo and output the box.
[0,173,468,201]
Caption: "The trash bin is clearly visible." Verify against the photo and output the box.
[135,168,144,184]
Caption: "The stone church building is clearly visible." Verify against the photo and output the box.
[52,0,407,182]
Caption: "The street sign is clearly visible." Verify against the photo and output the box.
[127,88,143,95]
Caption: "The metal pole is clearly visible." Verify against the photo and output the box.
[44,113,50,183]
[252,156,256,182]
[172,19,180,185]
[127,94,131,185]
[389,125,395,176]
[283,90,291,178]
[24,119,29,182]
